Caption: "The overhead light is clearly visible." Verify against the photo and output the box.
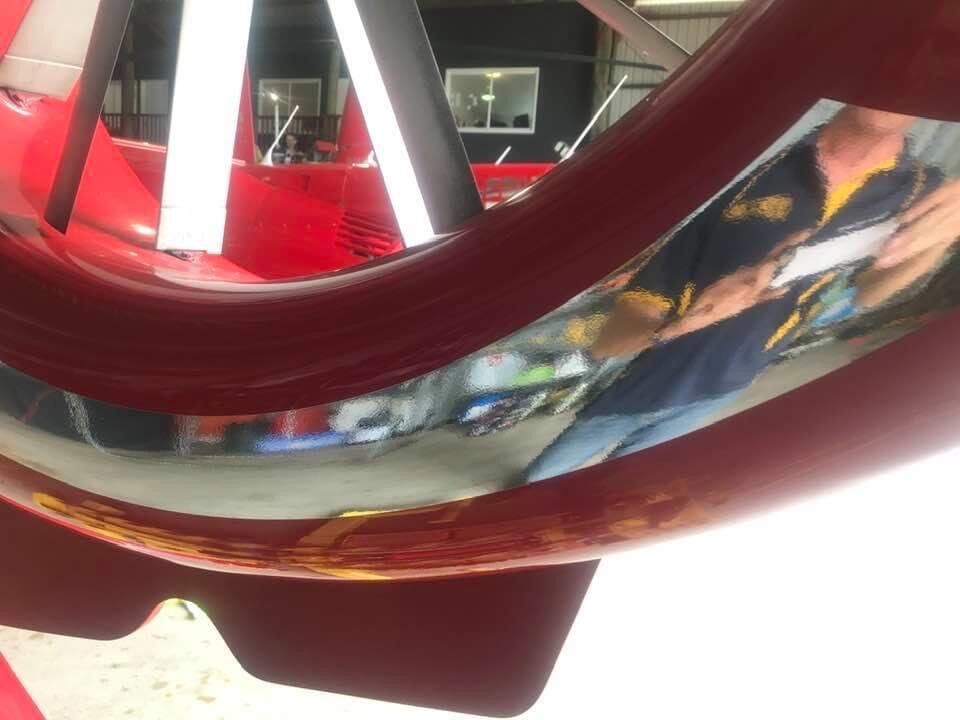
[480,94,495,103]
[268,91,279,102]
[327,0,435,248]
[485,72,502,79]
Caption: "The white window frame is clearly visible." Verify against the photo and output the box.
[256,78,323,116]
[444,67,540,135]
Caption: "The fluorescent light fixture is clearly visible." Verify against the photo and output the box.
[480,93,495,102]
[268,91,279,102]
[327,0,435,248]
[157,0,253,254]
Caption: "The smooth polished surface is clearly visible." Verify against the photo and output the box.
[1,97,959,522]
[0,0,959,583]
[0,0,955,415]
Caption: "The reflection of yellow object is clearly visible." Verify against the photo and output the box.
[565,313,609,346]
[619,290,673,313]
[32,492,391,581]
[724,194,794,222]
[798,271,837,304]
[820,156,896,224]
[340,508,401,518]
[765,309,802,350]
[297,567,389,581]
[677,282,695,317]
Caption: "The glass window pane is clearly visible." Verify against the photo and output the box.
[290,80,321,115]
[446,69,539,133]
[139,79,169,115]
[491,72,536,130]
[447,72,493,130]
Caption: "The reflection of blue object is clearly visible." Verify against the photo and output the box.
[810,287,858,328]
[460,393,510,423]
[255,432,347,453]
[525,391,738,483]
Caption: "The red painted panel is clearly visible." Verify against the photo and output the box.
[0,498,596,716]
[233,68,257,165]
[0,1,31,59]
[0,0,955,414]
[1,304,959,581]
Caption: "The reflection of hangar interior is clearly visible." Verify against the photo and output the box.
[108,0,736,159]
[3,0,960,520]
[4,1,960,716]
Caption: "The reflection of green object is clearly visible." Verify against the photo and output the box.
[515,366,554,386]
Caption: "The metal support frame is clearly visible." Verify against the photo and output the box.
[328,0,482,247]
[44,0,134,233]
[577,0,690,73]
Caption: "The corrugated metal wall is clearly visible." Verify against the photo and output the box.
[597,2,737,132]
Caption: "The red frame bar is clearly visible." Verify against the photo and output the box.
[0,655,45,720]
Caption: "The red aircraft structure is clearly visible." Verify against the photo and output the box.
[1,0,959,716]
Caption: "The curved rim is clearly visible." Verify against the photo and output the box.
[3,0,953,415]
[3,304,960,580]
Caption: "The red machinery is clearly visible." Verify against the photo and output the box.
[2,0,960,716]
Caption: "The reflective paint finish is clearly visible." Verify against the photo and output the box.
[0,0,957,585]
[0,0,954,415]
[1,97,959,524]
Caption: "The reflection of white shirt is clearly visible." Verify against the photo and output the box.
[771,218,897,289]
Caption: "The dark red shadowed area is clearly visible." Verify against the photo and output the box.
[0,499,597,717]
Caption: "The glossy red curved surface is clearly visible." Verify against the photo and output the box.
[2,0,956,415]
[0,0,957,586]
[1,305,958,580]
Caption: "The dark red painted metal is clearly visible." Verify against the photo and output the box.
[0,655,45,720]
[0,1,958,711]
[0,0,955,580]
[1,305,959,580]
[4,0,957,415]
[0,499,597,716]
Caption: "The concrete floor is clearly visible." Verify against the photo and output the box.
[0,601,438,720]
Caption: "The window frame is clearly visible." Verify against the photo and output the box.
[444,67,540,135]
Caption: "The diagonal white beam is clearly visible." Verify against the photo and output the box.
[327,0,436,248]
[578,0,690,73]
[157,0,253,255]
[328,0,482,248]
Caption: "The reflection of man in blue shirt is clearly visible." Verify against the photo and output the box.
[526,106,954,483]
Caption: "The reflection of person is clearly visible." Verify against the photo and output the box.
[282,133,303,164]
[525,106,958,483]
